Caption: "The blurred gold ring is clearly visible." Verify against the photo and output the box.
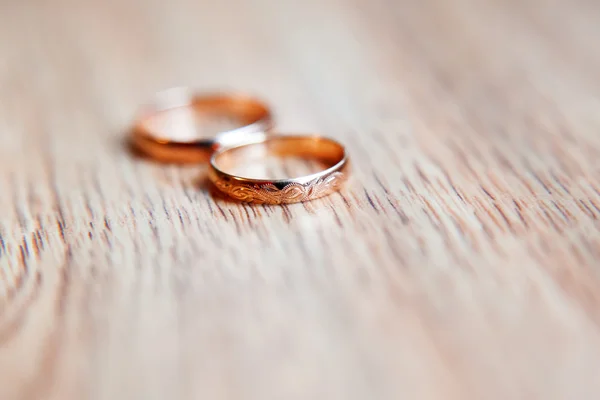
[131,88,273,163]
[209,135,349,204]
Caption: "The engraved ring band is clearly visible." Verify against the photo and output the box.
[131,88,273,163]
[209,135,349,204]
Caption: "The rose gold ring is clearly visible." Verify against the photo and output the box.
[131,87,273,163]
[209,135,349,204]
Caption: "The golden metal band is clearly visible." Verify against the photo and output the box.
[209,135,349,204]
[131,88,273,163]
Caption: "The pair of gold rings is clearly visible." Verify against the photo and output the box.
[132,88,349,204]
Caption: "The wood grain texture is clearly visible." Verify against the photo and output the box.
[2,0,600,398]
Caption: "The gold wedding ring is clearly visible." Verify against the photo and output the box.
[209,135,349,204]
[131,88,273,163]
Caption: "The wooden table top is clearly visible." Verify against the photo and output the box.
[2,0,600,398]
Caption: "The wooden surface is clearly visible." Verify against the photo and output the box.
[2,0,600,398]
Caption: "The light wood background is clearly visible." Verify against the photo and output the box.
[2,0,600,399]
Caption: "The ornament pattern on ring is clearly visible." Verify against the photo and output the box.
[212,171,346,204]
